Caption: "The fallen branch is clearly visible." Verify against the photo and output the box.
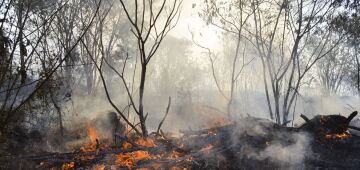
[15,146,157,163]
[300,114,311,123]
[347,111,358,123]
[348,125,360,131]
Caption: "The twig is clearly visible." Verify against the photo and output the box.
[157,97,171,134]
[348,125,360,131]
[16,146,156,163]
[346,111,358,123]
[300,114,311,123]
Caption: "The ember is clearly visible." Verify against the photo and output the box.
[325,130,351,140]
[61,162,75,169]
[3,112,360,170]
[200,144,214,154]
[1,0,360,169]
[114,137,159,168]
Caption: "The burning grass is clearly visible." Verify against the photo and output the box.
[5,111,360,170]
[54,121,194,169]
[48,114,360,169]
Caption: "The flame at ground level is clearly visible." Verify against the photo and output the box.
[115,137,160,168]
[85,121,98,143]
[61,122,216,170]
[325,130,351,140]
[60,121,188,169]
[60,162,75,169]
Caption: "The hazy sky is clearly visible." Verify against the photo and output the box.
[169,0,221,50]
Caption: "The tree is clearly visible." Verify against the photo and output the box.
[87,0,182,137]
[250,0,343,124]
[197,0,254,118]
[0,0,102,132]
[331,0,360,95]
[316,38,352,95]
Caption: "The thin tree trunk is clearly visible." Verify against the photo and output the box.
[17,2,27,84]
[261,58,274,120]
[355,47,359,96]
[227,33,242,118]
[50,90,63,136]
[138,64,148,137]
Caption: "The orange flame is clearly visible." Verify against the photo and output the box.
[60,123,190,169]
[200,144,214,154]
[115,137,159,168]
[168,150,182,159]
[135,137,156,147]
[92,164,105,170]
[325,130,351,140]
[79,121,101,152]
[85,121,98,143]
[61,162,75,170]
[116,150,157,168]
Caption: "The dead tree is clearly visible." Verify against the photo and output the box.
[112,0,182,136]
[79,0,144,135]
[251,0,344,124]
[196,0,254,118]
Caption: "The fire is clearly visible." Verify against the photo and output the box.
[200,144,214,154]
[121,137,156,149]
[115,137,159,168]
[325,130,351,140]
[168,150,182,159]
[78,121,101,152]
[195,105,231,128]
[116,150,157,168]
[170,166,187,170]
[59,121,190,169]
[86,121,98,143]
[79,121,108,152]
[61,162,75,169]
[135,137,156,147]
[207,130,216,136]
[92,164,105,170]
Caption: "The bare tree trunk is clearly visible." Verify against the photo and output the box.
[138,64,148,137]
[263,67,274,120]
[50,90,63,136]
[227,33,241,118]
[85,65,93,94]
[355,47,360,96]
[17,2,27,84]
[116,0,181,137]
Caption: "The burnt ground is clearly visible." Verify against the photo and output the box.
[0,114,360,170]
[179,117,360,170]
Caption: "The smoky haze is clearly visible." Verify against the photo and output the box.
[1,0,360,168]
[61,0,360,133]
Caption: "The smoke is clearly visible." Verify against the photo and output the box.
[39,0,360,165]
[254,133,310,165]
[54,0,360,134]
[220,119,312,168]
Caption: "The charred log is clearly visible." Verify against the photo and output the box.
[299,111,358,140]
